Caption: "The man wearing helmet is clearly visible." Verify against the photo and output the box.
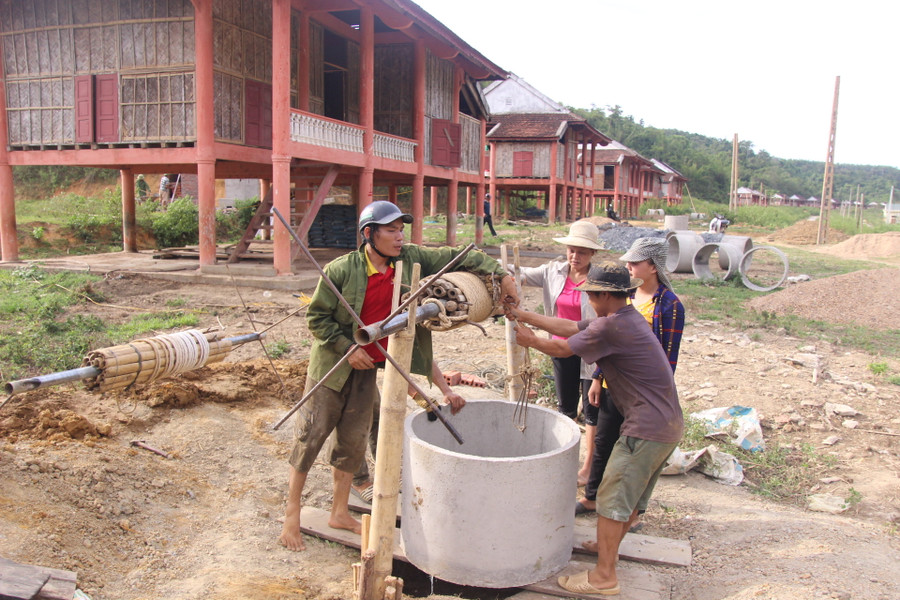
[280,201,518,551]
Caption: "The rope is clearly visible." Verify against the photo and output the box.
[508,350,541,432]
[418,271,498,332]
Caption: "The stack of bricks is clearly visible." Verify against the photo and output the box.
[443,370,487,388]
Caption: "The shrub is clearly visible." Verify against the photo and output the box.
[152,197,199,248]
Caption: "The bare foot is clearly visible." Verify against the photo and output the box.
[581,539,598,553]
[279,512,306,551]
[328,511,362,535]
[578,498,596,511]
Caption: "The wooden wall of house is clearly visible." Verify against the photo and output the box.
[423,50,453,166]
[1,0,196,146]
[374,44,412,139]
[458,113,480,173]
[212,0,292,144]
[494,142,551,178]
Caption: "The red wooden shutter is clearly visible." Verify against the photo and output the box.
[94,74,119,143]
[74,75,94,143]
[513,151,533,177]
[245,81,272,148]
[431,119,460,168]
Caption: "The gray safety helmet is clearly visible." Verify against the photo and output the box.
[358,201,413,232]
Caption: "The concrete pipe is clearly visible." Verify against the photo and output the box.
[739,245,790,292]
[692,242,742,281]
[401,399,580,588]
[663,214,689,231]
[666,231,705,273]
[718,235,753,270]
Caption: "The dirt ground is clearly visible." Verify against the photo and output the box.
[1,225,899,600]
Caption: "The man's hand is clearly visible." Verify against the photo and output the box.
[347,346,376,370]
[513,323,537,348]
[588,378,602,407]
[443,390,466,415]
[504,302,527,323]
[500,274,519,308]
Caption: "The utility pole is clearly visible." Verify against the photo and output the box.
[729,134,739,211]
[817,76,840,245]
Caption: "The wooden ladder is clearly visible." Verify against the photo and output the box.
[227,165,341,263]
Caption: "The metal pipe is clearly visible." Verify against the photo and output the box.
[3,332,265,397]
[5,366,100,396]
[354,302,442,346]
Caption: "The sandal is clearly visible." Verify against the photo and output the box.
[557,570,620,596]
[351,484,374,503]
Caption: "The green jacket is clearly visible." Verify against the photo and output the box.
[307,244,508,392]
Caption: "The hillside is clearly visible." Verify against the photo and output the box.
[572,105,900,204]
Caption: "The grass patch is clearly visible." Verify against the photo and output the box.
[0,267,200,382]
[679,416,838,503]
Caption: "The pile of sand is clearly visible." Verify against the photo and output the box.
[816,231,900,259]
[766,219,848,245]
[747,267,899,330]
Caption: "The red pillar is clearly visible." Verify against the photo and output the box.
[389,184,398,204]
[120,169,137,252]
[429,187,437,217]
[548,141,558,223]
[464,186,471,216]
[446,66,461,244]
[357,7,375,216]
[259,179,271,239]
[0,34,16,262]
[272,0,293,274]
[410,39,426,245]
[194,0,217,267]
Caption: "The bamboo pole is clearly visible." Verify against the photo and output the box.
[502,244,526,403]
[363,262,418,600]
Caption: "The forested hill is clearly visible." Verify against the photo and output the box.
[572,105,900,205]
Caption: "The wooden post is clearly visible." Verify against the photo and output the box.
[0,35,18,263]
[364,262,419,600]
[502,244,526,403]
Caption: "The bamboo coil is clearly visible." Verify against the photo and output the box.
[82,330,229,392]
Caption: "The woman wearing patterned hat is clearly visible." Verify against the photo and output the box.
[515,220,602,486]
[577,236,685,518]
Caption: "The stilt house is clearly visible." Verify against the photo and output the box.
[483,73,611,223]
[0,0,507,273]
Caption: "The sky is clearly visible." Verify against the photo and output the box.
[413,0,899,170]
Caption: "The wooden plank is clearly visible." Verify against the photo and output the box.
[0,562,50,600]
[346,500,690,568]
[0,557,76,600]
[299,508,669,600]
[523,558,669,600]
[573,522,692,568]
[299,506,404,561]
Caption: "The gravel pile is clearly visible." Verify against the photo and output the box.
[597,226,725,253]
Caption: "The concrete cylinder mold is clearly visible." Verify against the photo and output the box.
[718,235,753,270]
[401,399,581,588]
[663,214,689,231]
[666,231,704,273]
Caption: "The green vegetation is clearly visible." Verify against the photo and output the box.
[266,340,292,359]
[0,266,199,382]
[679,416,838,502]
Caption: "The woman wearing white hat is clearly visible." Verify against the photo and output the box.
[577,236,685,519]
[515,220,602,486]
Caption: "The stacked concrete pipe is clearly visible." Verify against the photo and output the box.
[666,231,705,273]
[717,235,753,270]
